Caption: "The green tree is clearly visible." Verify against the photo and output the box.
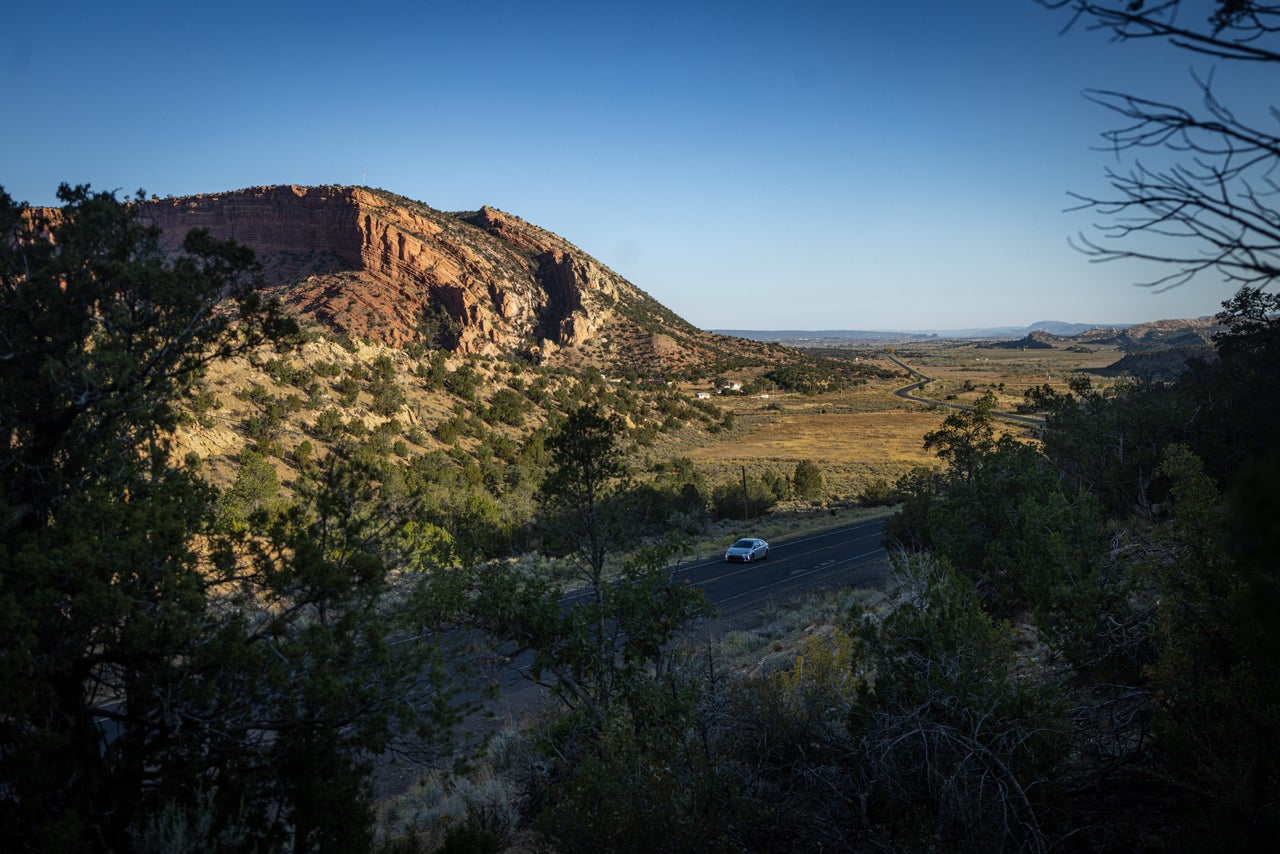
[1030,376,1190,515]
[463,406,712,727]
[848,553,1064,851]
[793,459,823,501]
[214,448,282,531]
[235,454,461,851]
[922,392,998,483]
[417,301,461,350]
[0,186,294,849]
[366,353,405,416]
[538,405,629,580]
[0,185,291,538]
[1142,445,1280,849]
[0,186,454,851]
[710,473,780,520]
[486,387,527,427]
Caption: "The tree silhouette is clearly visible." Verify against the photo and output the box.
[1039,1,1280,291]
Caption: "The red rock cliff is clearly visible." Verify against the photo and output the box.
[136,185,664,357]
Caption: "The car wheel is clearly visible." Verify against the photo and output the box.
[763,548,769,559]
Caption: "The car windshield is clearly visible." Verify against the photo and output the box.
[731,539,755,549]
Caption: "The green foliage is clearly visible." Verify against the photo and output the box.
[454,407,718,847]
[857,476,897,507]
[1032,377,1190,515]
[242,388,288,451]
[312,406,347,439]
[537,405,630,576]
[462,542,718,850]
[367,354,406,416]
[622,460,710,536]
[531,692,738,854]
[875,287,1280,847]
[485,387,527,427]
[336,374,361,406]
[263,356,314,389]
[921,391,997,483]
[445,362,480,400]
[793,459,823,500]
[762,354,879,394]
[926,438,1107,617]
[0,186,454,851]
[186,387,221,427]
[230,453,461,850]
[881,466,943,549]
[311,359,342,378]
[0,184,292,536]
[417,301,461,350]
[417,349,449,390]
[710,472,780,520]
[848,553,1064,851]
[215,449,282,531]
[1142,445,1280,848]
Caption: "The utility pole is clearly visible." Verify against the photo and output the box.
[741,465,749,522]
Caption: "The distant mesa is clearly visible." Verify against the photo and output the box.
[981,330,1059,350]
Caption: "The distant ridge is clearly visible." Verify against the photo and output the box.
[715,321,1136,343]
[714,329,939,343]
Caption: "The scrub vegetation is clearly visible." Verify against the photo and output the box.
[5,4,1279,846]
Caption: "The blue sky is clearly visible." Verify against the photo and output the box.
[2,1,1258,330]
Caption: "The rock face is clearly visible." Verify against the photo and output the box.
[137,185,702,363]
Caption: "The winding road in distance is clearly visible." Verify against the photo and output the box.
[885,351,1045,428]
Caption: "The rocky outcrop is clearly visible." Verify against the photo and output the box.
[980,330,1061,350]
[1114,317,1222,352]
[135,185,694,361]
[1098,347,1218,381]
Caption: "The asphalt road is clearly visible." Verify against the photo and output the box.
[886,352,1045,427]
[528,517,890,677]
[670,516,889,617]
[376,517,893,796]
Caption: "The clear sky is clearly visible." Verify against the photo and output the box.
[2,1,1259,330]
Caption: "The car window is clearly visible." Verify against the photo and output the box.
[732,539,754,549]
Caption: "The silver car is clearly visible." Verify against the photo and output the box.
[724,537,769,563]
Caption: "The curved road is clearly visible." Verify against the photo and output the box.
[885,352,1044,427]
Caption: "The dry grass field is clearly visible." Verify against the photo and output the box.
[664,341,1124,498]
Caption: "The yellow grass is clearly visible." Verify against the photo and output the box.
[685,409,941,467]
[676,407,945,495]
[670,340,1108,497]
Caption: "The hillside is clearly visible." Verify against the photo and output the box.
[138,185,780,376]
[104,185,905,498]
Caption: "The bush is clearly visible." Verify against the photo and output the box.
[857,477,897,507]
[336,375,360,406]
[710,475,779,519]
[793,459,823,501]
[312,408,346,440]
[486,388,527,427]
[848,553,1065,851]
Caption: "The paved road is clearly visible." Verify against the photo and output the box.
[519,517,890,683]
[377,517,893,797]
[670,516,888,617]
[886,352,1045,427]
